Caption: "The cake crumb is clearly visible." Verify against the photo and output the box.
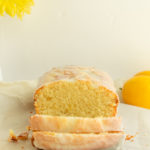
[17,132,28,141]
[125,134,135,141]
[8,130,29,142]
[8,130,18,142]
[21,146,24,149]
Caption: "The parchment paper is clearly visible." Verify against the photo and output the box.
[0,80,150,150]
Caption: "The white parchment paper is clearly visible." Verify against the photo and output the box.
[0,80,150,150]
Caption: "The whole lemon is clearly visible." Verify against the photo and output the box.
[122,75,150,109]
[135,71,150,77]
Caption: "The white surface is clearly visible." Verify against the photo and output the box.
[0,0,150,81]
[0,80,150,149]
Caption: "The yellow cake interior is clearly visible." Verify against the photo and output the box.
[34,80,117,118]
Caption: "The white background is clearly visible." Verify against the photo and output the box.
[0,0,150,81]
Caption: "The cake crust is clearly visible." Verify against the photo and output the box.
[37,66,117,93]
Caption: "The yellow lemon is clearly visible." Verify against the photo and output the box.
[135,71,150,77]
[122,76,150,109]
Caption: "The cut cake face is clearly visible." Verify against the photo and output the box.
[34,66,119,117]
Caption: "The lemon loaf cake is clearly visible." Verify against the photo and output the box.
[31,66,124,150]
[30,115,122,133]
[32,131,124,150]
[34,66,119,117]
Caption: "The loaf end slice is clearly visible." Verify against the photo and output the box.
[32,131,125,150]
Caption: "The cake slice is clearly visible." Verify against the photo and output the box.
[32,131,125,150]
[34,66,119,117]
[30,115,122,133]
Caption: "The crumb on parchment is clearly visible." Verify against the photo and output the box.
[8,129,29,142]
[17,132,28,140]
[8,130,18,142]
[125,132,138,142]
[125,134,135,141]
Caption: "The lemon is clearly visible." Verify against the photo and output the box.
[135,71,150,77]
[122,75,150,109]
